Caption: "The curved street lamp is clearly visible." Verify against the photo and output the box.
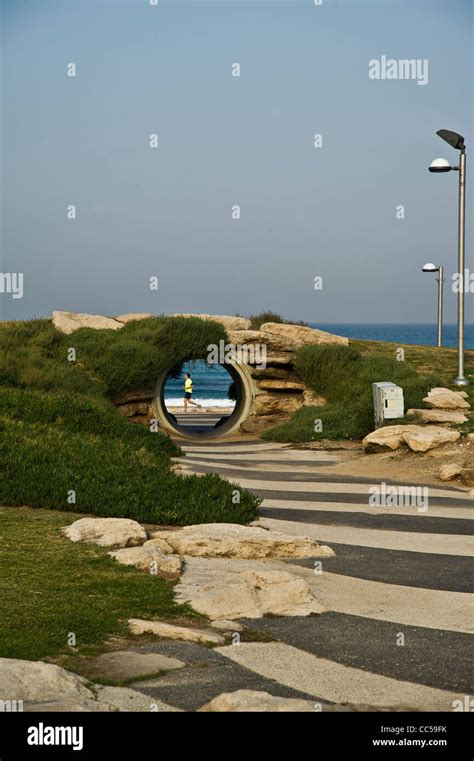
[428,129,469,386]
[422,262,444,347]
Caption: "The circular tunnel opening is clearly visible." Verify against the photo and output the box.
[153,358,253,439]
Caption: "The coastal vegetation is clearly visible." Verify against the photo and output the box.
[0,317,261,524]
[263,341,473,443]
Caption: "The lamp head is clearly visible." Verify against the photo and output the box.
[422,263,439,273]
[429,158,452,173]
[436,129,465,151]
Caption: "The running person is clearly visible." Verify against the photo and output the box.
[183,372,200,412]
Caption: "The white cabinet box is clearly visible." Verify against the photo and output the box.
[372,382,404,428]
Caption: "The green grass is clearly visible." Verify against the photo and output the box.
[0,317,261,524]
[263,341,473,443]
[0,506,198,661]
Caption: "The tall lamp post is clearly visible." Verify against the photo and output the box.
[429,128,469,386]
[422,263,444,347]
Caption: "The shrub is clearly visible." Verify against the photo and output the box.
[263,343,441,442]
[0,316,261,524]
[249,311,309,330]
[0,418,260,525]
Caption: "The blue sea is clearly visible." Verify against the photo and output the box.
[314,323,474,349]
[164,324,473,406]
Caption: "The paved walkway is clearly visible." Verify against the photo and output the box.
[110,438,472,711]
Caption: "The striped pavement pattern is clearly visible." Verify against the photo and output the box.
[171,437,473,710]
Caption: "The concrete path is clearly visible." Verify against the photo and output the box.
[158,437,473,711]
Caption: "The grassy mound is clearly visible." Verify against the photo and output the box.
[0,317,261,524]
[263,343,443,443]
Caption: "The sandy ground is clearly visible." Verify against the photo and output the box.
[293,439,474,492]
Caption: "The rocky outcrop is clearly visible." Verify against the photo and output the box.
[52,310,124,334]
[407,409,468,424]
[50,310,349,434]
[439,463,463,481]
[115,313,154,323]
[423,388,470,410]
[62,518,147,549]
[128,619,225,645]
[0,658,117,712]
[363,425,461,453]
[109,544,182,577]
[171,314,251,331]
[199,689,315,712]
[259,322,348,347]
[147,523,334,559]
[174,557,325,619]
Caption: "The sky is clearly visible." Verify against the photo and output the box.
[0,0,473,325]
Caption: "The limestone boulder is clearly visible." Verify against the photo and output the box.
[363,425,460,453]
[0,658,117,712]
[239,414,289,434]
[171,314,251,331]
[61,518,147,549]
[52,311,123,334]
[109,545,182,577]
[174,557,324,619]
[249,367,295,380]
[255,379,305,393]
[407,408,468,425]
[259,322,349,346]
[254,392,303,416]
[402,427,461,453]
[199,689,315,712]
[363,425,409,453]
[147,523,334,559]
[128,619,225,645]
[423,388,470,410]
[439,463,463,481]
[115,313,154,323]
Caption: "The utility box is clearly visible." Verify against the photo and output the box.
[372,382,404,428]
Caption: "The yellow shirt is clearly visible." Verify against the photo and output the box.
[184,378,193,393]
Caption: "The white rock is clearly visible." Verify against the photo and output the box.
[259,322,349,346]
[174,557,324,620]
[52,311,123,335]
[0,658,116,712]
[199,689,315,712]
[128,619,225,645]
[402,427,461,453]
[439,463,463,481]
[467,433,474,444]
[363,425,461,453]
[423,387,471,410]
[407,408,468,424]
[114,313,154,323]
[61,518,147,549]
[109,545,182,576]
[363,426,409,453]
[170,314,251,331]
[147,523,334,560]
